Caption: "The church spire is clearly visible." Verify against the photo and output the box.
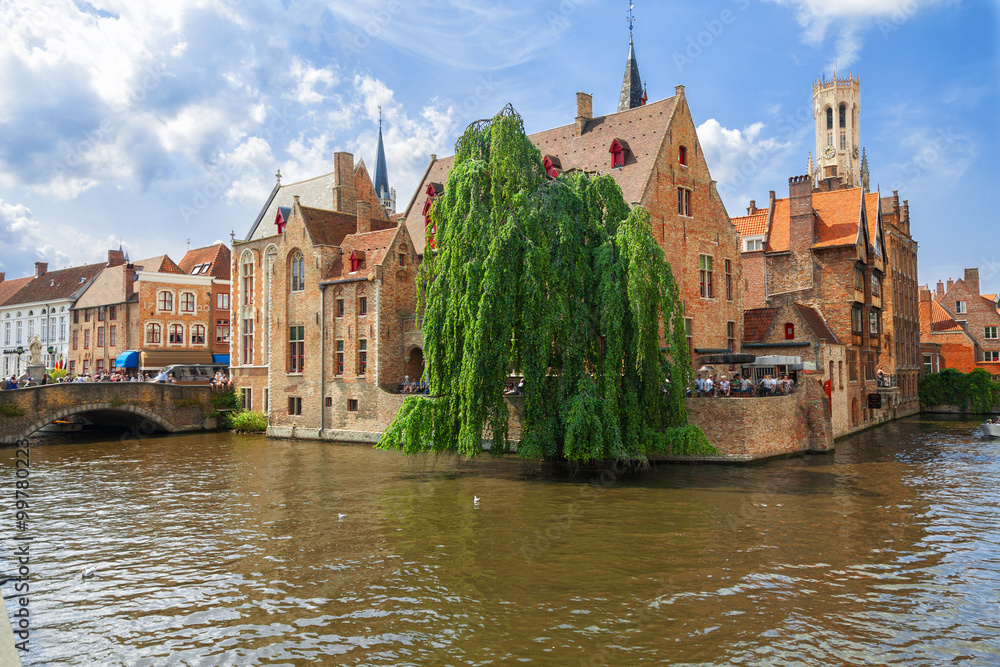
[860,147,870,194]
[373,105,395,214]
[617,3,644,112]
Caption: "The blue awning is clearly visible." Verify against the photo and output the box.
[115,350,140,368]
[212,354,230,365]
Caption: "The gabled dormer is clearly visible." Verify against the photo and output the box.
[609,138,630,169]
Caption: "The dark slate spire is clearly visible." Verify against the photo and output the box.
[860,147,870,193]
[617,5,643,112]
[373,106,390,201]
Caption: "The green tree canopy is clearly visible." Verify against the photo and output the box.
[378,105,711,462]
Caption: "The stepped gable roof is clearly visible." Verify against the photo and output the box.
[793,304,840,344]
[812,187,864,249]
[731,209,769,240]
[134,255,184,274]
[5,262,105,306]
[179,243,231,280]
[321,227,400,282]
[299,206,395,248]
[765,198,791,252]
[246,161,390,242]
[931,301,963,332]
[864,191,882,251]
[404,95,680,254]
[743,307,779,343]
[0,276,33,306]
[74,265,130,309]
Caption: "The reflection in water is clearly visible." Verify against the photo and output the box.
[3,415,1000,665]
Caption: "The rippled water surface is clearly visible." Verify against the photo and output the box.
[4,415,1000,665]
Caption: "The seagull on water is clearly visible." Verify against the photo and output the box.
[82,565,97,578]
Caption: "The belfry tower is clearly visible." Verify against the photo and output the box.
[812,72,861,187]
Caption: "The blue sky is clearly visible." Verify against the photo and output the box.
[0,0,996,293]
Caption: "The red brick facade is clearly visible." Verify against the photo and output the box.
[921,269,1000,378]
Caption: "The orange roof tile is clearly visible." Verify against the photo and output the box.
[322,227,400,282]
[134,255,184,274]
[743,307,778,343]
[0,276,33,306]
[812,188,863,249]
[864,192,881,253]
[766,198,791,252]
[931,301,963,332]
[731,209,768,239]
[179,243,231,280]
[300,206,395,248]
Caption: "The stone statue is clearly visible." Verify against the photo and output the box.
[28,335,43,365]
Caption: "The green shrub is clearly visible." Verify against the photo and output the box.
[49,369,68,381]
[210,389,241,411]
[110,397,125,407]
[225,410,267,433]
[174,397,203,409]
[920,368,1000,413]
[0,403,26,418]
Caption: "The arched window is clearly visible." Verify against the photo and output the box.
[291,251,305,292]
[158,291,173,312]
[180,292,195,313]
[826,107,833,130]
[839,103,846,128]
[191,324,206,345]
[146,323,161,344]
[241,251,255,306]
[169,324,184,344]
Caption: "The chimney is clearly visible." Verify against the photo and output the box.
[936,280,945,298]
[107,249,125,267]
[34,262,47,277]
[124,264,135,299]
[747,200,757,215]
[788,175,814,253]
[946,277,954,292]
[965,268,980,292]
[0,272,4,283]
[357,199,372,234]
[575,91,592,136]
[675,84,685,98]
[332,151,357,214]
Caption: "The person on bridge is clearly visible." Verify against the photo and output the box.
[4,375,15,390]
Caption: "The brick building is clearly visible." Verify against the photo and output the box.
[70,252,222,375]
[177,243,232,360]
[231,130,420,435]
[920,269,1000,377]
[731,75,920,435]
[404,85,744,366]
[1,260,106,378]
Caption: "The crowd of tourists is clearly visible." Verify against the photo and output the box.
[398,375,429,394]
[689,372,796,398]
[2,369,233,389]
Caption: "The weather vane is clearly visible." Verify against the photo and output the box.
[627,2,634,35]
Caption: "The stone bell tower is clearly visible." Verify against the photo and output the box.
[813,72,861,187]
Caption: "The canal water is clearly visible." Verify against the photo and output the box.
[3,415,1000,665]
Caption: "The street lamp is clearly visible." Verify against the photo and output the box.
[47,346,55,370]
[15,346,23,376]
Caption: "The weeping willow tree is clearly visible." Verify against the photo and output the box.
[379,105,713,462]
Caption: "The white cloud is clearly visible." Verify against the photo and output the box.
[698,118,797,212]
[290,61,339,106]
[766,0,953,70]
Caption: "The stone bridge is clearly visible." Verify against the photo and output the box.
[0,383,218,444]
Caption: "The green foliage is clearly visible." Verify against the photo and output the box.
[378,105,693,463]
[49,369,68,381]
[920,367,1000,413]
[210,389,241,410]
[0,403,25,418]
[647,424,718,457]
[224,410,267,433]
[110,398,125,407]
[174,397,203,409]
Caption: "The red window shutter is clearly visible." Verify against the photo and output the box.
[785,323,794,340]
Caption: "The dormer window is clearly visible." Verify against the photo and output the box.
[609,138,629,169]
[543,155,561,179]
[678,145,687,165]
[785,323,795,340]
[275,206,291,234]
[349,250,361,273]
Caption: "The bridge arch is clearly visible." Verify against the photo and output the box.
[20,403,181,441]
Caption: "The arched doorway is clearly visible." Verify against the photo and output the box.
[405,347,425,384]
